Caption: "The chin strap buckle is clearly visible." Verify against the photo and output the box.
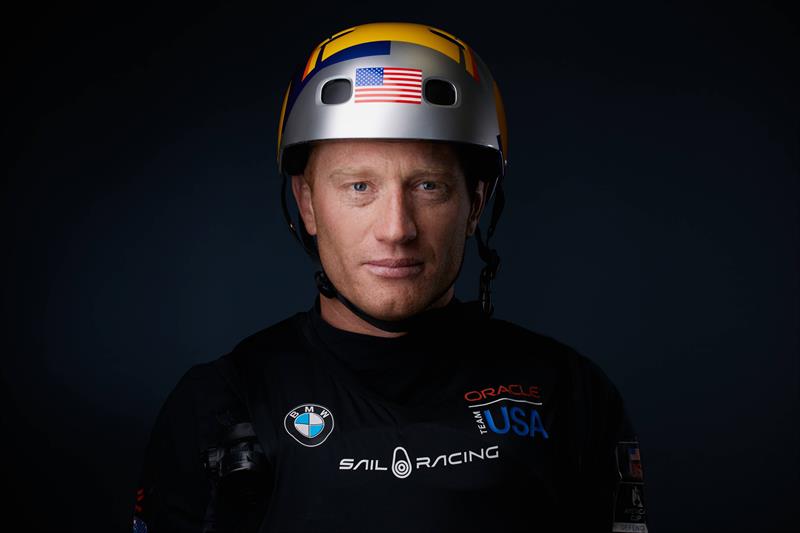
[315,270,337,299]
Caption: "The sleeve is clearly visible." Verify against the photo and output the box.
[575,355,650,533]
[131,365,211,533]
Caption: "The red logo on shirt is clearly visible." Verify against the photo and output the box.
[463,384,541,403]
[134,487,144,514]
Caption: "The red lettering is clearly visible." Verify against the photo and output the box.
[464,384,542,402]
[464,390,483,402]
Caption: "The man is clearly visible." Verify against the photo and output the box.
[132,22,649,533]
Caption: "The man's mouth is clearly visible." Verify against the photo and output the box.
[364,258,424,278]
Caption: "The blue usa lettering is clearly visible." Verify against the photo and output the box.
[484,406,549,439]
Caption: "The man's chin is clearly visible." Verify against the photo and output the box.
[353,289,430,321]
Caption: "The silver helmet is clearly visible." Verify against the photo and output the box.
[277,21,508,332]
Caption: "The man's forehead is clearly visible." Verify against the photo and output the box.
[307,139,461,176]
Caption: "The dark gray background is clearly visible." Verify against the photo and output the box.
[4,1,797,531]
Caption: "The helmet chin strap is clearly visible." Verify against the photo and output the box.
[280,169,504,334]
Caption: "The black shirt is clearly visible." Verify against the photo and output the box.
[132,295,649,532]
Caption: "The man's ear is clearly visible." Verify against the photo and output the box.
[466,180,491,237]
[291,174,317,236]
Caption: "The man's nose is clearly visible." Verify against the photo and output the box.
[373,187,417,244]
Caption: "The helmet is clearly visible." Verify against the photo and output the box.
[277,21,508,332]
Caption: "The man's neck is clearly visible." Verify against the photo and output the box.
[319,287,455,338]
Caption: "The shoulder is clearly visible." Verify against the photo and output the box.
[153,361,231,438]
[486,317,636,444]
[162,311,306,399]
[485,316,622,398]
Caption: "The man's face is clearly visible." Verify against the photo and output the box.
[291,139,488,321]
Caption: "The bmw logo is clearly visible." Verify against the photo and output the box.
[284,403,335,447]
[132,517,148,533]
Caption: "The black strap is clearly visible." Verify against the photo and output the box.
[214,350,276,471]
[474,177,505,316]
[197,358,250,533]
[202,354,272,533]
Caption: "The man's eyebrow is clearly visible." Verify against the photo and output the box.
[328,167,372,177]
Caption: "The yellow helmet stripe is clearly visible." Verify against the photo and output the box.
[463,44,480,81]
[277,81,291,161]
[302,42,324,80]
[493,79,508,161]
[301,22,478,82]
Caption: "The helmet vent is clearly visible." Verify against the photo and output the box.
[321,78,352,104]
[424,79,457,106]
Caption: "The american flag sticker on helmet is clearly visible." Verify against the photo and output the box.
[354,67,422,104]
